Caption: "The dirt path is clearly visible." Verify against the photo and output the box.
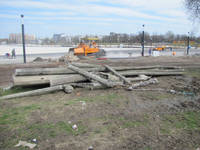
[0,62,62,88]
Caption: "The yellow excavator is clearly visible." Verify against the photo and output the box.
[69,38,105,58]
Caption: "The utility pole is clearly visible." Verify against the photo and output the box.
[141,24,145,56]
[187,32,190,55]
[21,14,26,63]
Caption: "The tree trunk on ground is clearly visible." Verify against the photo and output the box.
[0,85,73,100]
[68,64,117,87]
[104,65,131,84]
[13,70,183,87]
[15,66,183,76]
[127,78,159,90]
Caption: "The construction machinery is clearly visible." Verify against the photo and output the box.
[153,46,166,51]
[69,38,106,58]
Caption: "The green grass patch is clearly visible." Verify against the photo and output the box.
[140,91,173,101]
[140,146,153,150]
[122,120,147,128]
[185,68,200,79]
[161,111,200,135]
[0,87,39,96]
[102,115,149,129]
[0,104,41,128]
[64,93,121,106]
[24,121,86,139]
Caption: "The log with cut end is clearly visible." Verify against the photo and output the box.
[68,64,116,87]
[104,65,131,84]
[0,85,73,100]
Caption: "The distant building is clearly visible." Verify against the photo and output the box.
[0,39,8,44]
[53,33,65,43]
[52,33,72,44]
[9,33,36,44]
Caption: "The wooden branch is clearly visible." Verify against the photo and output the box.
[68,64,116,87]
[104,65,131,84]
[0,85,72,100]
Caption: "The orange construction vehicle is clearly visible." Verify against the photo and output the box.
[69,38,105,58]
[153,46,166,51]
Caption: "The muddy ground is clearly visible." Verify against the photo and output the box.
[0,56,200,150]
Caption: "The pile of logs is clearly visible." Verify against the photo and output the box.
[0,62,184,100]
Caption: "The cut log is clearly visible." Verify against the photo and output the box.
[0,85,72,100]
[63,85,74,93]
[15,65,183,76]
[68,64,116,87]
[127,78,159,90]
[13,69,183,87]
[104,65,131,84]
[15,67,105,76]
[119,70,184,77]
[71,82,123,90]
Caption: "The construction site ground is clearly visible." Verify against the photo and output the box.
[0,56,200,150]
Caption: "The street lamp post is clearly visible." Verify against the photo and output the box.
[21,14,26,63]
[141,24,145,56]
[187,32,190,55]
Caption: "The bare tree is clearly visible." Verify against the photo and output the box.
[185,0,200,20]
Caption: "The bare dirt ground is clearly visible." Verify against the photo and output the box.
[0,56,200,150]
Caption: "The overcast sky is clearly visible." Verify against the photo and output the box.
[0,0,198,38]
